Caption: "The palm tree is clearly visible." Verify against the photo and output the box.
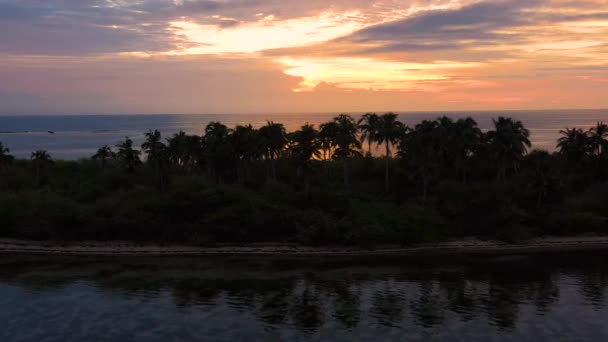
[31,150,52,185]
[142,130,168,189]
[92,145,115,169]
[230,124,262,183]
[357,113,380,157]
[451,117,482,183]
[327,114,361,188]
[523,150,555,208]
[142,130,165,160]
[319,121,338,161]
[0,142,14,171]
[259,121,287,180]
[589,122,608,156]
[167,131,187,169]
[398,120,441,204]
[204,122,231,182]
[116,136,141,173]
[487,117,531,180]
[557,127,591,162]
[167,131,203,172]
[375,113,405,192]
[288,124,322,195]
[289,124,322,162]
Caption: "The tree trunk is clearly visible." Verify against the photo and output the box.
[304,175,311,199]
[422,176,428,207]
[343,158,349,190]
[385,141,390,193]
[35,163,40,187]
[271,155,277,181]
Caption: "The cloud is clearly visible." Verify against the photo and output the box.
[0,0,606,113]
[0,0,468,55]
[0,0,357,54]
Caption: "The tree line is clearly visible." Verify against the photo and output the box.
[0,114,607,244]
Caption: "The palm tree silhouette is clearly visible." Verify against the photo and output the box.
[116,136,141,173]
[166,131,203,172]
[230,124,262,183]
[142,130,168,189]
[557,127,591,162]
[589,122,608,156]
[375,113,406,192]
[357,113,380,157]
[524,150,555,207]
[0,142,14,171]
[166,131,187,169]
[92,145,115,169]
[399,119,441,203]
[455,118,482,180]
[319,121,338,161]
[288,124,322,195]
[259,121,287,180]
[31,150,52,186]
[326,114,361,188]
[203,122,231,182]
[487,117,531,180]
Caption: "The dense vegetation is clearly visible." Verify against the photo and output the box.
[1,114,607,245]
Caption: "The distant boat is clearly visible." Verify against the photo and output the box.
[48,131,55,134]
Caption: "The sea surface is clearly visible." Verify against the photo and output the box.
[0,110,606,159]
[2,253,608,341]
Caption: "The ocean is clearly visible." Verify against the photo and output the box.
[0,110,606,159]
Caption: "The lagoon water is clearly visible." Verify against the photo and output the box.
[0,109,606,159]
[2,254,608,341]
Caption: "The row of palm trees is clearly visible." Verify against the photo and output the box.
[88,113,534,190]
[1,115,606,193]
[557,122,608,162]
[0,144,53,184]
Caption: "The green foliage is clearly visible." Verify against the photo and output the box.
[0,115,607,246]
[0,193,18,234]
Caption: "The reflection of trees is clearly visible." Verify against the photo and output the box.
[172,279,220,307]
[529,275,560,314]
[442,278,481,322]
[410,280,445,328]
[329,280,361,329]
[371,281,405,327]
[579,272,608,310]
[255,278,296,327]
[484,283,522,330]
[257,288,291,326]
[290,281,325,333]
[4,256,608,335]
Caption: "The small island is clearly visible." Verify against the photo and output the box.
[0,114,607,255]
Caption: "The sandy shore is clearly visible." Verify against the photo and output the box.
[2,236,608,258]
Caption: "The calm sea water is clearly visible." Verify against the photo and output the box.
[0,110,606,159]
[1,254,608,341]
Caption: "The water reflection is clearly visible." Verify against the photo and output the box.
[2,254,608,341]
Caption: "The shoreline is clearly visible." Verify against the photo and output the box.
[2,236,608,258]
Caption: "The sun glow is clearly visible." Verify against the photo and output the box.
[277,57,484,91]
[168,12,370,54]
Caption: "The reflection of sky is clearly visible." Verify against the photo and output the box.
[0,110,606,159]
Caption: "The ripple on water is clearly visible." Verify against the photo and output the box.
[1,254,608,341]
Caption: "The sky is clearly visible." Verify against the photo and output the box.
[0,0,607,114]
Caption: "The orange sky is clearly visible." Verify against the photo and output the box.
[0,0,606,114]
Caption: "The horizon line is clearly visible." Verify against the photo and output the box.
[0,108,606,117]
